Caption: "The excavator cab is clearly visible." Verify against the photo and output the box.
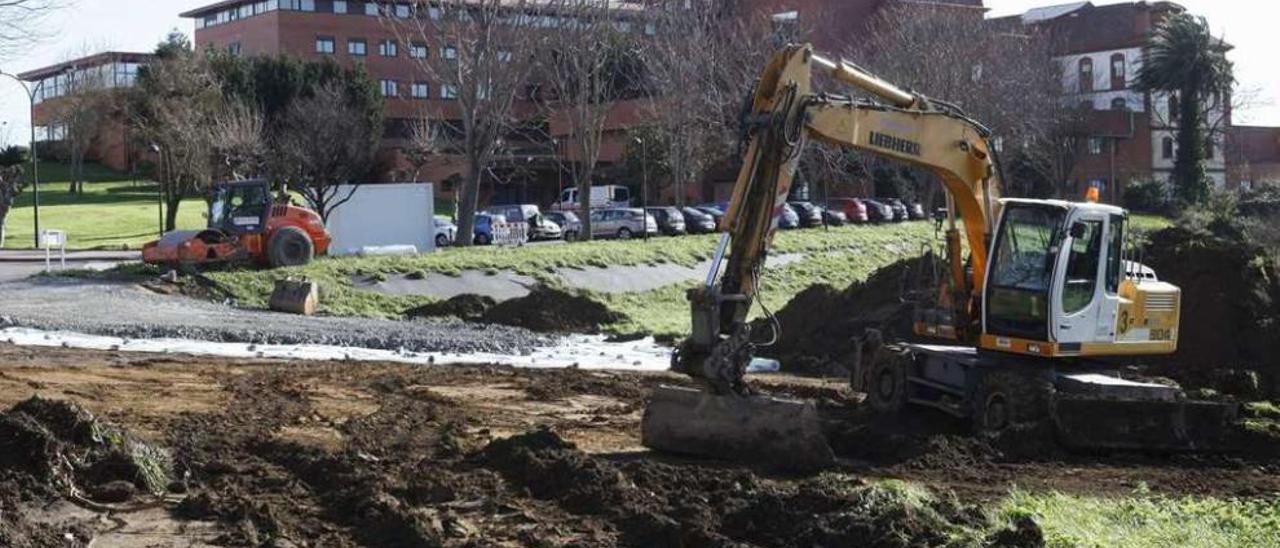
[980,199,1180,358]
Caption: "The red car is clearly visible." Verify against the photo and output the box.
[826,198,869,223]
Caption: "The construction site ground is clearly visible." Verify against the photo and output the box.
[3,344,1280,547]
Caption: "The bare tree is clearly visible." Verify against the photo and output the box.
[638,1,780,206]
[47,61,111,195]
[537,0,645,238]
[272,84,376,223]
[209,100,265,181]
[385,0,544,246]
[0,164,26,245]
[0,0,61,62]
[853,4,1067,198]
[131,42,224,231]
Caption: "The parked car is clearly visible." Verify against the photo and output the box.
[544,211,583,241]
[433,217,457,248]
[788,201,824,228]
[484,204,562,240]
[473,213,505,245]
[694,205,726,227]
[883,198,910,222]
[861,199,894,223]
[681,207,718,233]
[826,197,869,223]
[556,185,631,211]
[647,207,687,236]
[588,208,658,239]
[778,203,801,229]
[822,208,848,226]
[908,202,927,220]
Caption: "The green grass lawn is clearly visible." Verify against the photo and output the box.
[1,162,205,250]
[201,221,943,337]
[998,488,1280,548]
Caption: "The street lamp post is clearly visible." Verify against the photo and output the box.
[634,136,649,241]
[150,143,164,235]
[0,70,46,248]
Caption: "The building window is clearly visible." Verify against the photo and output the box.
[282,0,316,10]
[315,37,335,54]
[428,6,441,19]
[411,82,429,99]
[1111,97,1127,111]
[349,39,367,56]
[1110,53,1125,90]
[497,50,512,63]
[333,1,347,13]
[380,79,398,97]
[1088,138,1104,155]
[228,42,242,55]
[409,43,428,59]
[365,2,379,16]
[1162,137,1174,159]
[1078,57,1093,93]
[442,84,458,100]
[379,39,398,57]
[395,4,411,18]
[1167,94,1179,123]
[442,45,458,60]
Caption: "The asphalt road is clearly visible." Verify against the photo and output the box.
[0,277,551,354]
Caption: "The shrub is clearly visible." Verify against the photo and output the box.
[0,145,27,167]
[1123,178,1172,213]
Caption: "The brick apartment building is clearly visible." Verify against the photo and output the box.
[181,0,655,207]
[18,51,154,173]
[993,1,1235,201]
[1229,126,1280,189]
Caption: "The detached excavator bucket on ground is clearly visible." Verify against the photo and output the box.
[641,386,835,473]
[1048,373,1239,451]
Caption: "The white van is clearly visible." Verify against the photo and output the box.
[556,185,631,211]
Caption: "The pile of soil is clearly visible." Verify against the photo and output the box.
[477,428,1021,547]
[480,286,621,333]
[1143,220,1280,395]
[403,294,497,322]
[759,255,935,375]
[0,396,171,503]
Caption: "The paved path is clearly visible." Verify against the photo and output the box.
[0,277,550,355]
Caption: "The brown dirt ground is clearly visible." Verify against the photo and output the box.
[2,344,1279,547]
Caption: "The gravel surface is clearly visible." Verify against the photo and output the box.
[0,278,552,354]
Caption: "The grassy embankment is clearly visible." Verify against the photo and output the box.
[200,213,1171,339]
[0,162,204,250]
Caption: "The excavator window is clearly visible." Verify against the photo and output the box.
[1105,215,1125,294]
[986,205,1065,340]
[1062,220,1104,314]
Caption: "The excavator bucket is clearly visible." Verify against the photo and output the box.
[641,386,835,472]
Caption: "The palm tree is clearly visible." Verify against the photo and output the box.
[1136,13,1234,205]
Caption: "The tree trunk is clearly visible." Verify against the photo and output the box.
[455,157,483,247]
[164,194,183,232]
[1173,87,1208,204]
[577,168,593,242]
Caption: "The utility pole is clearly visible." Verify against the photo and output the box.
[636,136,649,241]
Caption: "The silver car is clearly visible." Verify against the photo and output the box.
[588,208,658,239]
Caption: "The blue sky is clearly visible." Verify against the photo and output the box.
[0,0,1275,147]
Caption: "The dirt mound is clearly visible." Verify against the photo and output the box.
[1143,220,1280,393]
[480,287,621,333]
[404,294,496,322]
[0,396,171,504]
[760,255,935,375]
[478,427,999,547]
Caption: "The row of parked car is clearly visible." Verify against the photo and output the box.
[434,197,929,246]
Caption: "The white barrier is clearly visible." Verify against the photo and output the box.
[40,229,66,271]
[492,222,528,246]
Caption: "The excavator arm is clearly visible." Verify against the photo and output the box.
[677,44,1002,394]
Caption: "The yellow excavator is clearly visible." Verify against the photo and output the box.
[641,44,1236,469]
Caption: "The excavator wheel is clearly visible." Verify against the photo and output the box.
[970,368,1053,434]
[864,347,910,413]
[268,226,315,268]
